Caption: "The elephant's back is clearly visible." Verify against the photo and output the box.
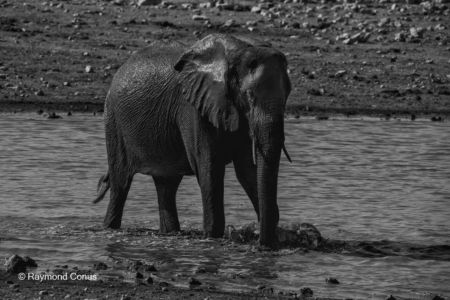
[106,45,184,109]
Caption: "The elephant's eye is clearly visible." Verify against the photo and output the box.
[247,59,258,71]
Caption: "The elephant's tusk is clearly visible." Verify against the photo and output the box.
[282,144,292,163]
[252,138,257,165]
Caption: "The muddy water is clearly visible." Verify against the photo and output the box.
[0,113,449,299]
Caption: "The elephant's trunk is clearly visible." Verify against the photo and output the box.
[252,114,284,249]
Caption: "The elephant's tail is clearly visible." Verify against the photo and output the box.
[93,172,110,204]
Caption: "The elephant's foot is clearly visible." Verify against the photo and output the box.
[159,216,180,234]
[259,232,279,250]
[203,224,225,238]
[103,215,122,229]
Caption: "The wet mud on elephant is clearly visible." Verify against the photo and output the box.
[94,34,292,249]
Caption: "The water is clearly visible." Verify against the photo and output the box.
[0,113,449,299]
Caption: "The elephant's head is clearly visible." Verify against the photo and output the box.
[174,34,291,248]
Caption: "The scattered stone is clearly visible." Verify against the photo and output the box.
[378,17,390,27]
[316,114,329,120]
[93,262,108,270]
[409,27,425,38]
[307,88,325,96]
[334,70,347,78]
[39,290,48,296]
[251,6,261,14]
[34,89,44,96]
[137,0,162,6]
[394,32,406,42]
[343,32,371,45]
[189,277,202,286]
[113,0,125,5]
[326,277,340,284]
[144,264,157,272]
[5,255,27,273]
[24,256,37,268]
[300,287,314,297]
[192,15,209,21]
[431,116,442,122]
[222,19,237,28]
[47,112,62,119]
[85,65,93,73]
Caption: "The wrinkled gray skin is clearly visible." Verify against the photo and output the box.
[94,34,291,249]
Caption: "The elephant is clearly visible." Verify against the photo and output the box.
[94,34,292,249]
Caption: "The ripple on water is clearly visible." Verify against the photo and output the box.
[0,114,449,299]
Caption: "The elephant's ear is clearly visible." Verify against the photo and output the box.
[174,35,248,131]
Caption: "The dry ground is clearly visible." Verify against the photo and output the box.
[0,0,449,119]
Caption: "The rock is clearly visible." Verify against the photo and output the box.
[192,15,209,21]
[385,296,396,300]
[431,116,442,122]
[135,272,144,279]
[394,32,406,42]
[251,6,261,13]
[335,70,347,78]
[5,255,27,273]
[93,262,108,270]
[409,27,425,38]
[307,88,325,96]
[343,32,371,45]
[378,17,390,27]
[326,277,340,284]
[222,19,236,28]
[144,264,157,272]
[189,277,202,286]
[316,115,329,120]
[47,112,62,119]
[145,276,153,284]
[278,223,323,248]
[85,65,93,73]
[113,0,125,5]
[431,295,445,300]
[136,0,162,6]
[34,90,44,96]
[23,256,37,268]
[39,290,48,296]
[300,287,314,297]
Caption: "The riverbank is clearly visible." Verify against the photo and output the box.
[1,268,349,300]
[1,0,449,119]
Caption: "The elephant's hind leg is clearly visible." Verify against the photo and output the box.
[104,171,133,229]
[153,176,182,233]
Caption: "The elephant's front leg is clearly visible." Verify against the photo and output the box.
[197,160,226,238]
[233,145,259,220]
[153,176,183,233]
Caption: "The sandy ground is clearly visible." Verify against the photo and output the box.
[0,0,449,119]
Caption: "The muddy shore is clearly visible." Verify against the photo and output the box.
[1,0,449,119]
[0,269,346,300]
